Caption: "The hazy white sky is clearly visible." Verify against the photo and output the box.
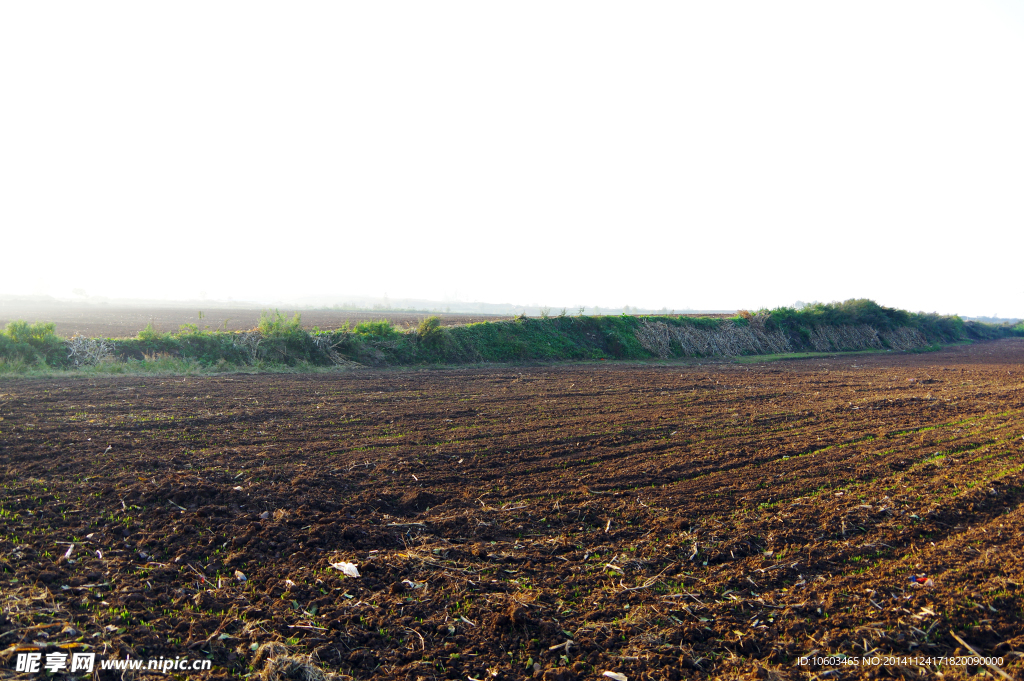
[2,2,1023,316]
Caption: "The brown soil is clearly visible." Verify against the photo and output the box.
[1,340,1023,679]
[0,304,508,338]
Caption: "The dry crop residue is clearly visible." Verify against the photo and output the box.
[1,340,1023,680]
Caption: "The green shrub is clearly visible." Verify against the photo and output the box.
[915,313,966,342]
[604,331,629,358]
[417,315,441,337]
[765,299,910,333]
[0,320,67,366]
[0,335,35,364]
[5,320,56,344]
[258,310,303,336]
[963,320,1023,341]
[353,320,397,338]
[762,299,968,341]
[416,316,445,349]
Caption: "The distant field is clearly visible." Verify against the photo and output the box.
[0,304,509,338]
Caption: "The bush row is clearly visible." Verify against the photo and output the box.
[2,302,1021,370]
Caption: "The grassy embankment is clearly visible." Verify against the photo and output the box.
[0,300,1021,375]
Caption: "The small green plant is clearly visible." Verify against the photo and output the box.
[137,323,167,341]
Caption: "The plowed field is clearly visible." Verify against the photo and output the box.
[2,340,1023,680]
